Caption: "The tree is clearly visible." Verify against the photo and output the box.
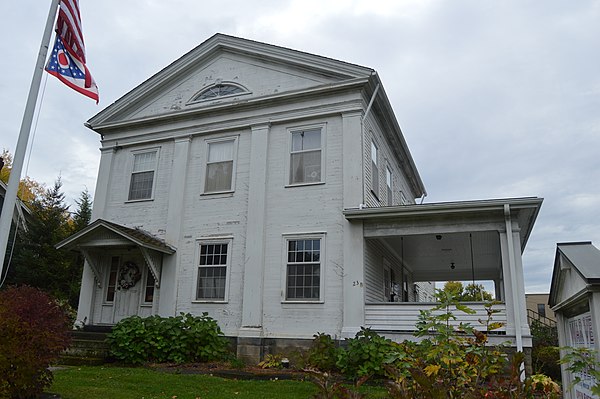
[0,149,45,204]
[441,281,493,302]
[4,178,80,307]
[72,188,92,232]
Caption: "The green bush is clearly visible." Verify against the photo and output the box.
[0,285,72,399]
[305,333,341,372]
[337,328,399,378]
[107,312,231,365]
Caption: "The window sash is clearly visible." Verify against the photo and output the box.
[286,238,321,301]
[386,167,392,206]
[196,243,229,300]
[289,129,322,185]
[129,151,157,200]
[371,142,379,196]
[144,272,155,303]
[205,140,235,193]
[106,256,119,303]
[129,171,154,200]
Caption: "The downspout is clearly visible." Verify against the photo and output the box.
[360,77,380,208]
[504,204,525,376]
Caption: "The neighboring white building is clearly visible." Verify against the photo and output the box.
[58,34,543,362]
[549,242,600,398]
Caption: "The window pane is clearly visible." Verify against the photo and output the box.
[372,161,379,196]
[291,129,321,152]
[129,171,154,200]
[133,152,156,172]
[197,266,226,299]
[371,142,377,164]
[290,151,321,184]
[205,161,233,192]
[208,141,234,162]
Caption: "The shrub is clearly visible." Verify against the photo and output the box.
[306,333,341,372]
[0,285,71,399]
[337,328,399,378]
[107,312,231,365]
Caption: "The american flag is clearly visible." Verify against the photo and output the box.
[45,0,98,102]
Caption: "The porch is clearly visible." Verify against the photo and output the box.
[342,197,543,349]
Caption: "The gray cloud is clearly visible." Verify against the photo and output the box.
[2,0,599,293]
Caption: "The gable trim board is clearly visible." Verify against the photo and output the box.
[549,242,600,311]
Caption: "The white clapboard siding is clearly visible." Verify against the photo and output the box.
[365,303,507,333]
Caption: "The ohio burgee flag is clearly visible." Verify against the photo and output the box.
[45,0,99,102]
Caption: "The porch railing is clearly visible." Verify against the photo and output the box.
[364,302,507,333]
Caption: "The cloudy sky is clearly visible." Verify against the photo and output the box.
[2,0,599,293]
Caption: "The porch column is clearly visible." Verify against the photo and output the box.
[499,215,530,348]
[341,111,365,338]
[237,124,270,362]
[159,136,191,316]
[76,146,116,324]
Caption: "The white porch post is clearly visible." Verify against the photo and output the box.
[555,312,572,399]
[239,124,270,338]
[341,111,365,338]
[76,147,116,324]
[159,136,191,316]
[499,204,530,353]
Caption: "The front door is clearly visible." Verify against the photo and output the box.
[106,256,143,323]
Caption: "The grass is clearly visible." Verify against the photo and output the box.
[50,365,388,399]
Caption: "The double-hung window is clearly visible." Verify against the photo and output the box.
[371,141,379,198]
[205,138,236,193]
[196,241,231,301]
[129,150,158,201]
[289,128,322,185]
[285,236,323,301]
[386,166,393,206]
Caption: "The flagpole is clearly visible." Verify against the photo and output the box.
[0,0,61,281]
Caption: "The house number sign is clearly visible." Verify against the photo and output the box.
[119,261,141,290]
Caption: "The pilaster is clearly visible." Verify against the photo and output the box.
[239,124,270,336]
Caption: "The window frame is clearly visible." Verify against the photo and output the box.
[189,82,250,104]
[371,140,379,200]
[282,232,326,303]
[104,256,120,304]
[286,124,326,187]
[142,269,156,306]
[202,136,239,195]
[193,237,233,303]
[127,148,160,202]
[386,164,393,206]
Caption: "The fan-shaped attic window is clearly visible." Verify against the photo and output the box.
[191,83,247,102]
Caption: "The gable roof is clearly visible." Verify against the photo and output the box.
[56,218,176,254]
[549,241,600,307]
[87,33,375,129]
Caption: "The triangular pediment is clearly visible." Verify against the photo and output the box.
[56,219,175,254]
[88,34,374,129]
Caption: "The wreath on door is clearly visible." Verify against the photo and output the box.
[119,261,141,290]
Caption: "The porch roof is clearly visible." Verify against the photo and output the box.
[344,197,542,282]
[343,197,542,250]
[56,218,176,254]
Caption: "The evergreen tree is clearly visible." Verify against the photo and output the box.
[5,178,80,306]
[72,188,92,232]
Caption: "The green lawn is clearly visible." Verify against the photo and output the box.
[50,366,387,399]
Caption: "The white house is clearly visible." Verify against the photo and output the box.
[549,242,600,398]
[57,34,543,362]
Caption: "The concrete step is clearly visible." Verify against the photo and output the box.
[60,330,111,365]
